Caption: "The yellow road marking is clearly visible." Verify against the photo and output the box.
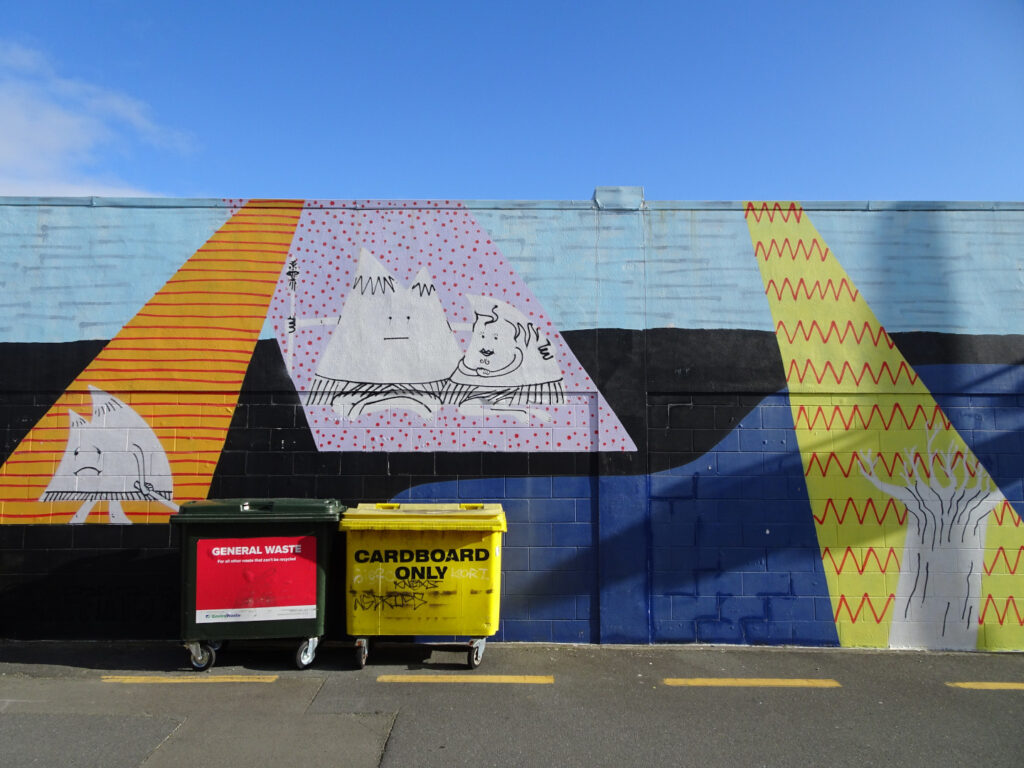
[377,674,554,685]
[946,682,1024,690]
[664,677,841,688]
[102,675,278,684]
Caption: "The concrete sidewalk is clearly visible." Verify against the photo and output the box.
[2,640,1023,767]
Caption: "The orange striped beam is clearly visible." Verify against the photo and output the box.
[0,200,304,523]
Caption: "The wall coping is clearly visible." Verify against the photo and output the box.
[0,195,1021,212]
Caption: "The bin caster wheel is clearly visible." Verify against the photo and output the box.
[467,640,485,670]
[355,639,368,669]
[209,640,227,652]
[189,642,216,671]
[296,637,319,670]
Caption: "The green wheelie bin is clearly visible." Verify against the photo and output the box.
[171,498,343,671]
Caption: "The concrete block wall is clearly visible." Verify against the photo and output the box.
[1,196,1023,651]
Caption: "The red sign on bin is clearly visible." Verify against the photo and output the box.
[195,536,317,623]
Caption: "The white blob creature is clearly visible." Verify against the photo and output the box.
[302,248,463,419]
[41,386,177,525]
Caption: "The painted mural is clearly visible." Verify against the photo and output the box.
[0,199,303,522]
[1,195,1023,652]
[267,204,633,452]
[745,202,1023,650]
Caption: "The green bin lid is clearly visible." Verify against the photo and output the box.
[339,503,506,532]
[171,498,344,524]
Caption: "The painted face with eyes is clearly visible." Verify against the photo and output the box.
[42,386,174,504]
[462,317,524,377]
[58,411,131,495]
[70,436,104,477]
[382,310,413,342]
[313,251,463,385]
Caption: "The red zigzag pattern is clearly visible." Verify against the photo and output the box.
[765,277,859,301]
[755,238,830,262]
[787,359,919,387]
[833,593,895,624]
[776,319,894,348]
[814,498,909,526]
[984,546,1024,576]
[794,403,951,431]
[805,450,976,479]
[993,501,1023,527]
[978,596,1024,626]
[823,546,900,574]
[744,201,803,223]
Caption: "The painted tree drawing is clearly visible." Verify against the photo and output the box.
[860,426,1001,649]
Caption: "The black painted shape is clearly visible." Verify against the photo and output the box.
[0,526,178,639]
[892,332,1024,366]
[236,338,301,391]
[0,340,108,394]
[210,340,318,500]
[24,329,1016,516]
[339,453,388,476]
[644,328,785,394]
[207,332,764,493]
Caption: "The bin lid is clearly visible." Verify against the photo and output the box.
[339,503,506,532]
[170,498,344,524]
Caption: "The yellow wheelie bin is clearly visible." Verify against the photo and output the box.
[339,503,506,669]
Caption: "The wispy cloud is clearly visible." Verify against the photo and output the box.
[0,41,191,197]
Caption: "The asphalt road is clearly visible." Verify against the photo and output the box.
[2,640,1023,767]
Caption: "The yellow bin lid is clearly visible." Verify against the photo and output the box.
[339,503,507,532]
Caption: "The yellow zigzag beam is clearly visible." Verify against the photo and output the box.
[744,202,1024,649]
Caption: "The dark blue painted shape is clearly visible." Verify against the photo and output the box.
[649,390,838,646]
[597,473,650,643]
[919,364,1024,508]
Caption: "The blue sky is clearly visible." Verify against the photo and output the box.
[2,1,1023,201]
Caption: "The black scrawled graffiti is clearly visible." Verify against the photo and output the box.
[393,578,440,590]
[354,591,427,611]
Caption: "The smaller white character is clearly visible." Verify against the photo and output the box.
[444,295,565,422]
[41,386,177,524]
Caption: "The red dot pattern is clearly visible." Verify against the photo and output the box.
[222,198,247,216]
[267,200,636,453]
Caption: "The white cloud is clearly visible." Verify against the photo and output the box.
[0,41,191,197]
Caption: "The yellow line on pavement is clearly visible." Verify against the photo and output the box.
[664,677,841,688]
[946,682,1024,690]
[377,674,554,685]
[102,675,278,684]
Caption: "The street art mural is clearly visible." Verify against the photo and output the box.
[297,250,567,425]
[0,199,304,523]
[745,202,1023,651]
[267,204,633,452]
[1,195,1023,652]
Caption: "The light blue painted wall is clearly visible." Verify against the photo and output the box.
[2,199,1022,343]
[472,203,1024,335]
[813,210,1024,335]
[0,199,232,343]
